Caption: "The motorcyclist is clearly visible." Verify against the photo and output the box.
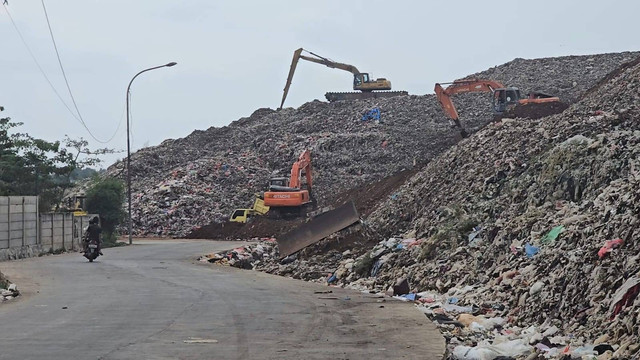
[84,216,103,256]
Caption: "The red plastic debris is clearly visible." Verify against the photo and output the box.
[597,238,624,258]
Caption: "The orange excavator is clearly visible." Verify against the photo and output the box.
[263,149,313,213]
[434,79,560,136]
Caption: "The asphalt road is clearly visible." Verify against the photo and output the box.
[0,240,445,360]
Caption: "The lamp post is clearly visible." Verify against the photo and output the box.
[126,62,177,245]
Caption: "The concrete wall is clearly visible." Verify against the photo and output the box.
[40,213,75,251]
[39,213,98,252]
[0,196,39,249]
[0,196,100,260]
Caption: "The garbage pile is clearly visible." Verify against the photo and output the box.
[0,271,19,302]
[201,54,640,359]
[104,52,638,237]
[354,57,640,357]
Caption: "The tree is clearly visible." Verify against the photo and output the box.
[85,178,125,244]
[0,107,115,211]
[56,136,115,207]
[1,115,72,211]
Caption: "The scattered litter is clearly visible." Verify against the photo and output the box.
[598,238,624,258]
[524,243,539,258]
[314,290,333,294]
[540,225,564,244]
[609,276,640,319]
[183,338,219,344]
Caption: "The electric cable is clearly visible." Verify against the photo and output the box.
[2,2,124,145]
[40,0,112,144]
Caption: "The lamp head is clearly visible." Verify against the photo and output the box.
[165,62,177,67]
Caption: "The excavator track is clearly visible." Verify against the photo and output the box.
[325,91,409,102]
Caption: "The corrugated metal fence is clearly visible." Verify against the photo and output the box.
[1,196,99,254]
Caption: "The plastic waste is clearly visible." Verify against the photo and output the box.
[609,276,640,319]
[370,259,383,277]
[361,108,381,121]
[452,339,531,360]
[525,243,539,257]
[398,293,418,301]
[541,225,564,244]
[443,304,474,313]
[598,238,624,258]
[327,273,337,284]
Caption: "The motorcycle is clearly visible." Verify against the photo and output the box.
[82,232,100,262]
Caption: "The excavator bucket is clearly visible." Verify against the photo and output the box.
[276,200,360,259]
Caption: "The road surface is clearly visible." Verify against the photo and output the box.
[0,239,445,359]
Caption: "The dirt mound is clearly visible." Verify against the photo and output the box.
[186,217,303,240]
[187,167,419,240]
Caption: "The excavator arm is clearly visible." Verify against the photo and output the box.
[288,149,312,191]
[434,79,505,122]
[279,48,362,109]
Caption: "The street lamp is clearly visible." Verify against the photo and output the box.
[126,62,177,245]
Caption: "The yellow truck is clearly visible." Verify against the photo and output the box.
[229,196,270,223]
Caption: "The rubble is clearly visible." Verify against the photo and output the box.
[105,52,638,238]
[0,271,19,302]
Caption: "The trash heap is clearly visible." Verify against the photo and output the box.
[201,54,640,359]
[0,271,19,302]
[355,57,640,357]
[104,52,638,237]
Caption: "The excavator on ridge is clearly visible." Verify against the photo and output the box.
[278,48,407,109]
[434,79,561,136]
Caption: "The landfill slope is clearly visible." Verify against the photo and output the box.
[205,54,640,358]
[105,51,638,237]
[358,56,640,351]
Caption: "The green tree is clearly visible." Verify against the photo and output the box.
[0,107,114,212]
[1,114,72,211]
[85,178,125,244]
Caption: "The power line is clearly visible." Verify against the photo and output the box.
[40,0,113,144]
[2,2,123,145]
[2,3,82,124]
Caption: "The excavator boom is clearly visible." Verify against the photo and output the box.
[288,149,312,190]
[435,79,562,134]
[434,79,505,121]
[279,48,402,109]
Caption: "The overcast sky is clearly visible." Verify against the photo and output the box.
[1,0,638,166]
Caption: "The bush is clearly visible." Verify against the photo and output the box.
[85,178,125,244]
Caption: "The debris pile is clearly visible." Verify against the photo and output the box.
[0,271,19,302]
[105,52,638,237]
[201,54,640,359]
[355,56,640,357]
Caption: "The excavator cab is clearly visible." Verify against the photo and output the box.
[353,73,391,92]
[493,87,522,113]
[268,177,289,190]
[353,73,370,87]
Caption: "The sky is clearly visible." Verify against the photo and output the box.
[1,0,639,167]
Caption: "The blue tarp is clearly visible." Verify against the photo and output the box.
[361,108,381,121]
